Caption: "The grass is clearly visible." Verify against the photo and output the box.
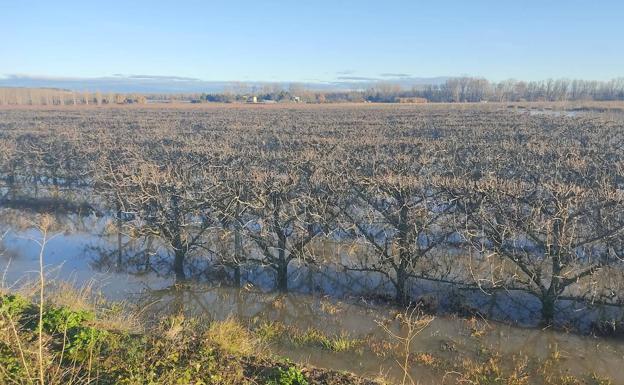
[254,320,364,353]
[205,316,258,355]
[0,290,379,385]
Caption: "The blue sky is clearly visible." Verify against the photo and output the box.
[1,0,623,83]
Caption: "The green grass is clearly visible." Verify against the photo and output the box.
[267,365,308,385]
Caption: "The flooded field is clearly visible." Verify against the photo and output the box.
[1,209,624,384]
[1,104,624,384]
[3,0,624,381]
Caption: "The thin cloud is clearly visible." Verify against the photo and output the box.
[111,74,201,81]
[380,73,411,78]
[4,73,84,81]
[6,73,201,82]
[336,75,380,81]
[123,74,201,82]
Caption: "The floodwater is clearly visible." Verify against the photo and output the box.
[1,210,624,384]
[527,109,581,117]
[510,105,624,122]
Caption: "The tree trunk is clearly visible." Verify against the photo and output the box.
[233,265,241,288]
[174,249,186,282]
[395,267,408,305]
[543,220,563,325]
[276,262,288,292]
[116,202,123,271]
[541,294,556,325]
[171,194,185,281]
[33,174,38,198]
[395,196,411,305]
[275,207,288,292]
[233,223,242,287]
[7,172,15,200]
[144,236,153,272]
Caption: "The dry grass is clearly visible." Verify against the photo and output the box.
[205,317,259,356]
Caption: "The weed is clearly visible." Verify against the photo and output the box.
[267,366,308,385]
[256,321,362,353]
[256,321,286,341]
[0,294,30,318]
[0,342,24,378]
[205,317,257,355]
[291,327,362,352]
[41,306,94,333]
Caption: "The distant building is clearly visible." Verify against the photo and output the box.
[397,97,428,104]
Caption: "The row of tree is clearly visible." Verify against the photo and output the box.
[0,106,622,326]
[416,77,624,103]
[315,77,624,103]
[0,88,147,105]
[176,77,624,104]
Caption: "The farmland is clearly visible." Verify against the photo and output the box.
[1,103,624,384]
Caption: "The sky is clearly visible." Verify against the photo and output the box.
[1,0,623,85]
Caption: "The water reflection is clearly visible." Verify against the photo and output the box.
[1,209,624,383]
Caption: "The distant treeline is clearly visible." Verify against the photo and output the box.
[184,77,624,104]
[416,77,624,103]
[2,77,624,105]
[0,87,147,105]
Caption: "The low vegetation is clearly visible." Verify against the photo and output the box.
[255,321,364,353]
[1,287,616,385]
[0,290,378,385]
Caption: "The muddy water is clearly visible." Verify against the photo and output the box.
[1,212,624,384]
[128,285,624,384]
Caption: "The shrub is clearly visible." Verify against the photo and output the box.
[0,294,30,318]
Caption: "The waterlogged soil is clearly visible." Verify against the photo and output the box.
[1,212,624,384]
